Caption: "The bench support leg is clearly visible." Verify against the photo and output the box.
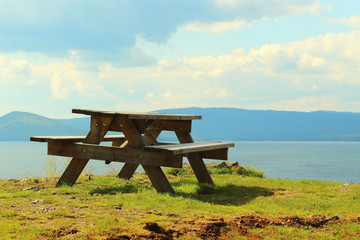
[56,116,113,186]
[175,132,214,185]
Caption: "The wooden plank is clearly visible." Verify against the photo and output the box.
[72,108,202,120]
[200,148,229,160]
[56,116,114,186]
[143,129,161,145]
[111,138,126,146]
[175,132,214,185]
[109,118,146,133]
[30,135,125,143]
[144,141,234,155]
[47,142,182,168]
[147,120,192,132]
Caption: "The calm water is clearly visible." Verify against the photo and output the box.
[1,141,359,183]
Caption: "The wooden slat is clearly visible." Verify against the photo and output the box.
[144,141,234,155]
[72,109,202,120]
[47,142,182,168]
[200,148,229,160]
[30,135,125,143]
[147,120,192,132]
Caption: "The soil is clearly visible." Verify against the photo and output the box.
[105,214,349,240]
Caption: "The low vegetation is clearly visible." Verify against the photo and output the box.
[1,162,359,239]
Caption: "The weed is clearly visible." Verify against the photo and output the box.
[44,156,60,178]
[233,165,265,178]
[165,167,189,176]
[207,164,264,178]
[105,164,121,176]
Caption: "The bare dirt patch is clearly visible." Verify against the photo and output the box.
[105,214,345,239]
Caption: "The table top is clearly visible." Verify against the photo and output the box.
[72,109,202,120]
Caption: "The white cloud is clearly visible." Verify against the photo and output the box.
[147,93,155,98]
[164,91,172,98]
[181,1,321,34]
[2,22,360,115]
[182,19,250,34]
[213,0,321,17]
[0,0,326,53]
[97,29,360,112]
[325,16,360,28]
[0,55,32,86]
[250,95,341,112]
[51,72,70,99]
[217,89,228,98]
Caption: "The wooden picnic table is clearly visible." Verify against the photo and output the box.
[31,109,234,193]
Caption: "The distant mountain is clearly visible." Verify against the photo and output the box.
[154,107,360,141]
[55,117,90,130]
[1,108,360,141]
[0,111,87,141]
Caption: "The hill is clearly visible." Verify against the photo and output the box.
[1,108,360,141]
[0,111,87,141]
[155,107,360,141]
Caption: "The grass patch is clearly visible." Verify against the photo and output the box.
[0,165,359,239]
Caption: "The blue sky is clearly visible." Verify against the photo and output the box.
[1,0,360,117]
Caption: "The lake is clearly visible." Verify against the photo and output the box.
[1,141,359,183]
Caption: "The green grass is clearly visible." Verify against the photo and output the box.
[0,166,359,239]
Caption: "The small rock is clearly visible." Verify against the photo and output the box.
[206,161,239,168]
[7,179,20,183]
[21,178,31,183]
[206,161,228,168]
[227,161,239,167]
[23,186,37,191]
[40,207,53,213]
[340,184,350,191]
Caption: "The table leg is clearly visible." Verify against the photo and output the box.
[175,132,214,185]
[117,119,174,193]
[117,129,162,179]
[56,116,113,186]
[143,165,174,193]
[117,163,139,179]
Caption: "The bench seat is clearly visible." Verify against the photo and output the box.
[144,141,234,160]
[30,135,126,143]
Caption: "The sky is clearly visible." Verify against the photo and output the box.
[1,0,360,118]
